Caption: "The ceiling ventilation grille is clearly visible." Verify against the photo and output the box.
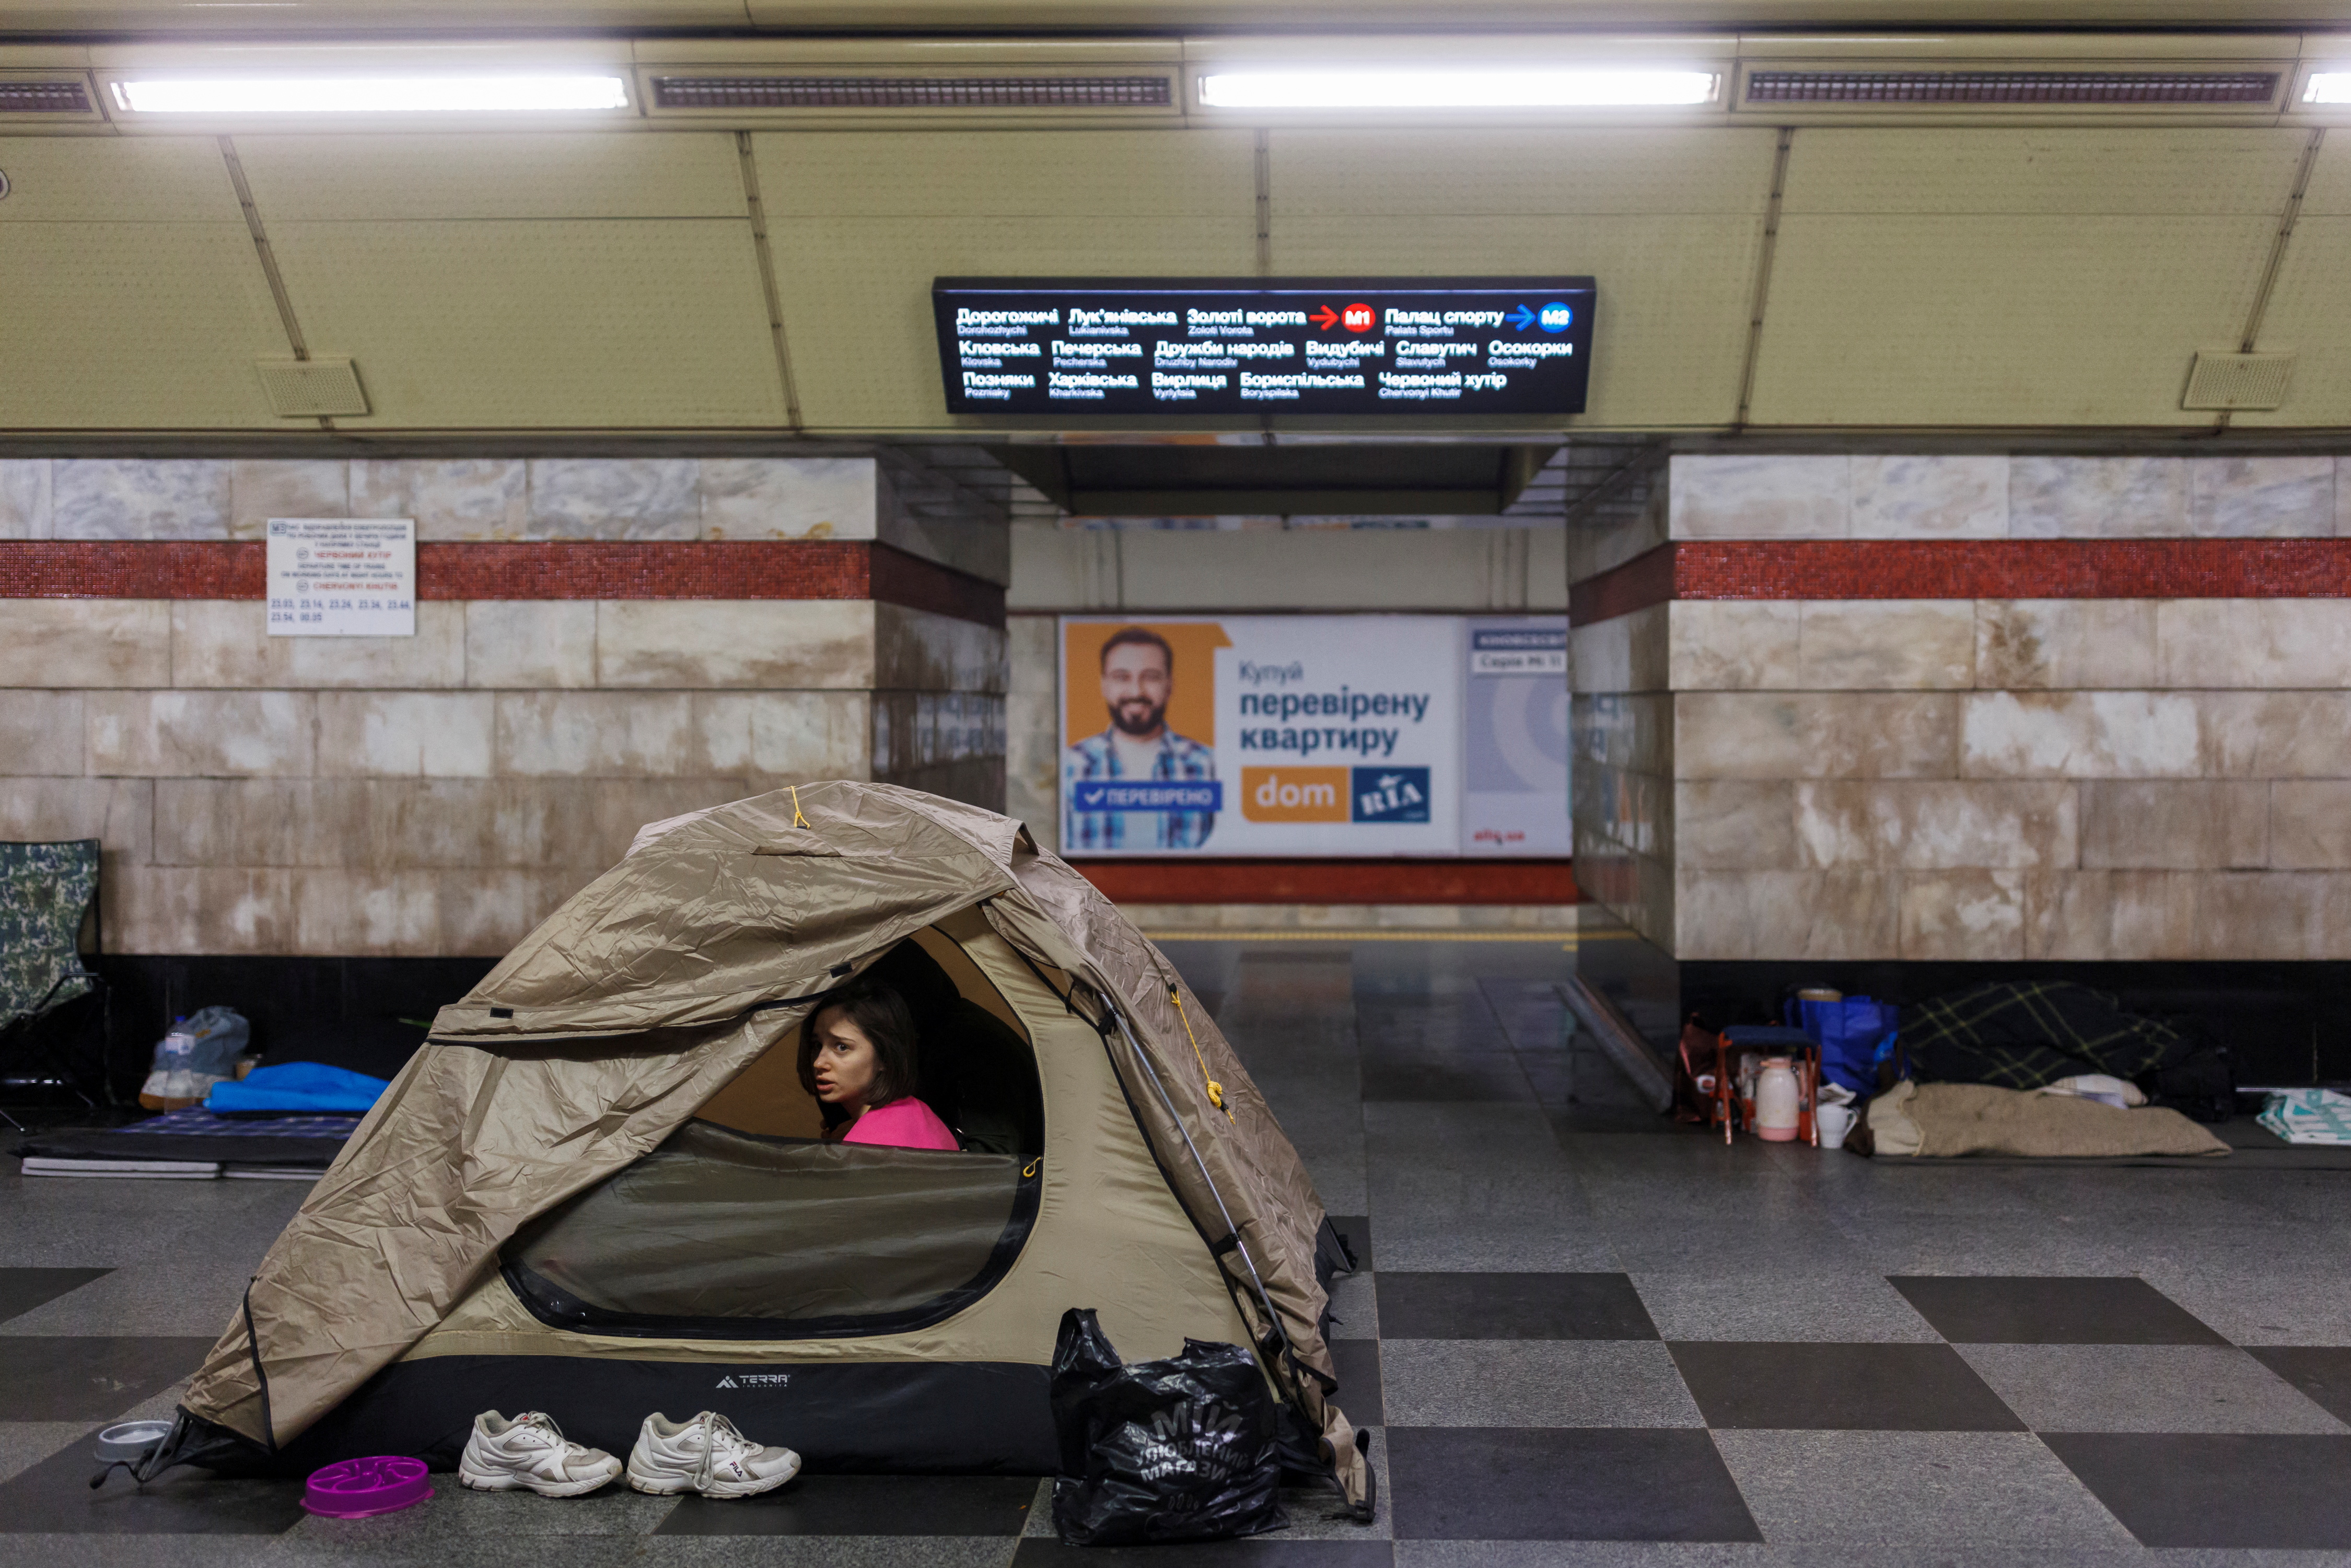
[0,80,93,114]
[1747,70,2279,104]
[2181,351,2294,411]
[651,75,1172,110]
[255,358,369,419]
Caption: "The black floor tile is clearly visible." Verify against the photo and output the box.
[1359,1057,1532,1102]
[1669,1342,2025,1431]
[1385,1426,1760,1541]
[0,1431,307,1534]
[1890,1275,2227,1345]
[2043,1432,2351,1548]
[1325,1215,1374,1274]
[0,1267,112,1325]
[2246,1346,2351,1425]
[0,1336,217,1421]
[1330,1339,1382,1426]
[657,1473,1040,1535]
[1013,1539,1391,1565]
[1378,1273,1657,1341]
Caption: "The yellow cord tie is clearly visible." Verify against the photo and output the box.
[1169,982,1232,1120]
[789,784,810,829]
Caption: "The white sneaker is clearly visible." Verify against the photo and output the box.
[626,1411,801,1499]
[457,1410,623,1497]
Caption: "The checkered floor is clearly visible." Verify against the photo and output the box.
[3,938,2348,1565]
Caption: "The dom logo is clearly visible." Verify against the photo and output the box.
[1242,766,1348,823]
[1352,767,1431,823]
[1539,301,1574,332]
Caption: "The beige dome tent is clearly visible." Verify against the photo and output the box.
[157,782,1370,1514]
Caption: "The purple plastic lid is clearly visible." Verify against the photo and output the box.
[302,1456,432,1519]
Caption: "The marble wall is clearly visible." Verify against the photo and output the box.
[1570,605,1675,949]
[1573,454,2351,963]
[1667,454,2350,540]
[0,454,1009,582]
[0,455,1008,957]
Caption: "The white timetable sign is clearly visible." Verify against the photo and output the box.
[266,518,415,637]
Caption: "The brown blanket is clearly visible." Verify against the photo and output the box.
[1867,1081,2228,1159]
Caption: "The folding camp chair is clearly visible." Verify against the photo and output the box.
[0,839,108,1131]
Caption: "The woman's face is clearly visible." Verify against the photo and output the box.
[810,1007,879,1112]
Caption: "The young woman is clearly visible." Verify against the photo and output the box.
[798,983,960,1151]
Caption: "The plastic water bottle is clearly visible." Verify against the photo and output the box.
[158,1024,196,1102]
[1756,1058,1801,1143]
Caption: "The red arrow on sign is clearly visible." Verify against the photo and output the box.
[1310,305,1339,330]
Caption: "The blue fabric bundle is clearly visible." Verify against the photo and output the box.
[206,1062,390,1115]
[1790,995,1902,1097]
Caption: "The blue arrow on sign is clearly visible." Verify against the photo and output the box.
[1508,304,1538,330]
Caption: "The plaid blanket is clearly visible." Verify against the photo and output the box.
[1901,982,2190,1091]
[123,1109,362,1140]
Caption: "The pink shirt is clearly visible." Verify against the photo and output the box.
[840,1097,960,1151]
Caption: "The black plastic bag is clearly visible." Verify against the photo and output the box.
[1049,1307,1286,1546]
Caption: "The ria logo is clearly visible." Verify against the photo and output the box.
[1352,766,1431,823]
[1539,301,1574,332]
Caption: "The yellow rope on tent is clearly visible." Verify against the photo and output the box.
[789,784,810,829]
[1168,982,1231,1120]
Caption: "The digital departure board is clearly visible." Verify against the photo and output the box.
[934,277,1596,417]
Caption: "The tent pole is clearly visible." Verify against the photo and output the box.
[1109,1005,1270,1304]
[1109,1000,1364,1516]
[1107,1000,1323,1398]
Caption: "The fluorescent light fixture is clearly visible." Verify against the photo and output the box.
[1197,68,1718,109]
[111,73,629,114]
[2306,71,2351,103]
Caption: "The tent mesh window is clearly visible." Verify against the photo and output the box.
[1745,70,2280,104]
[503,1121,1040,1340]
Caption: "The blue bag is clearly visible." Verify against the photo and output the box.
[1789,996,1900,1097]
[206,1062,389,1114]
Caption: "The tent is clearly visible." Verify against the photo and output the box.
[154,782,1371,1514]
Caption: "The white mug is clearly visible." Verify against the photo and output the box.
[1816,1102,1857,1149]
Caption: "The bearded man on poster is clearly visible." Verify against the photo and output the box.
[1064,626,1217,851]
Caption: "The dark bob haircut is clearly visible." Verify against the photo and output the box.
[1099,625,1173,673]
[798,981,923,1113]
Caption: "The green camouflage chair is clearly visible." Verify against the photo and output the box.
[0,839,106,1129]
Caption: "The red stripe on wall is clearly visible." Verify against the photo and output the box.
[1069,857,1580,906]
[1567,543,1677,624]
[422,540,870,600]
[1571,539,2351,623]
[867,543,1008,628]
[0,540,1005,625]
